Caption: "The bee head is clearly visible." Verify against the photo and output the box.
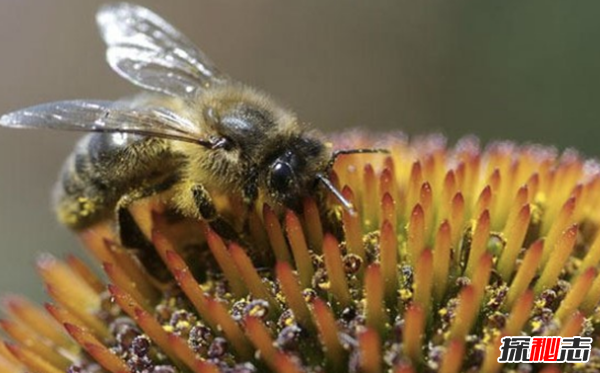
[266,136,327,208]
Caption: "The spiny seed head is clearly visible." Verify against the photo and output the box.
[2,133,600,372]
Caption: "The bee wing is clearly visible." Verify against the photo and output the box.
[0,100,216,147]
[97,3,228,98]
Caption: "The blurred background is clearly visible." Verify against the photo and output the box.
[0,0,600,300]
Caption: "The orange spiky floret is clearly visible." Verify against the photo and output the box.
[2,133,600,372]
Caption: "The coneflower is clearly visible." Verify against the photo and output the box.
[2,133,599,373]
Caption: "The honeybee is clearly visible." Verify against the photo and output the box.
[0,3,383,245]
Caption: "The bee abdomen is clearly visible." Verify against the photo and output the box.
[54,133,181,229]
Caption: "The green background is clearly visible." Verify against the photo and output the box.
[0,0,599,301]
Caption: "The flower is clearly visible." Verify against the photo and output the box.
[2,133,600,373]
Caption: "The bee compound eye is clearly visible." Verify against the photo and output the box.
[270,161,294,193]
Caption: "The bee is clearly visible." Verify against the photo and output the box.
[0,3,384,246]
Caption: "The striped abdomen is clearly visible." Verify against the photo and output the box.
[54,132,182,228]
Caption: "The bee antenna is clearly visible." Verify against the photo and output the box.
[315,173,357,216]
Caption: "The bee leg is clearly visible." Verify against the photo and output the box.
[191,184,238,240]
[115,193,173,282]
[114,174,180,245]
[116,200,153,249]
